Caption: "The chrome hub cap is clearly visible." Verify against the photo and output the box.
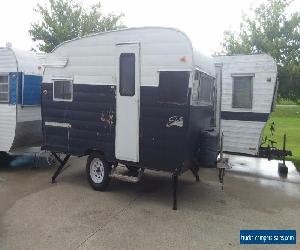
[90,158,105,184]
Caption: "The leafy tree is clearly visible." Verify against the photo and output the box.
[221,0,300,101]
[29,0,125,52]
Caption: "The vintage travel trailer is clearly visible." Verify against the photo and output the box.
[214,54,277,156]
[41,27,223,209]
[0,46,43,152]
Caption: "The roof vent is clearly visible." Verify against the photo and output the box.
[6,42,12,48]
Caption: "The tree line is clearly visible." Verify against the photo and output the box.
[29,0,300,102]
[29,0,125,52]
[221,0,300,102]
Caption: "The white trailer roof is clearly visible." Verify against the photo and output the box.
[44,27,215,85]
[0,47,42,75]
[213,53,277,71]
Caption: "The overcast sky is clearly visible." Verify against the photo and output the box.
[0,0,299,54]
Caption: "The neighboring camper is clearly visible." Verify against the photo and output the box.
[0,46,43,152]
[41,27,221,209]
[214,54,277,155]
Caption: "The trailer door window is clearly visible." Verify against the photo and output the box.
[53,80,73,101]
[232,76,252,108]
[158,71,190,104]
[0,75,9,103]
[119,53,135,96]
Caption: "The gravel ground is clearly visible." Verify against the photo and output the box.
[0,156,299,249]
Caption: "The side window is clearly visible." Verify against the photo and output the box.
[194,70,200,81]
[119,53,135,96]
[232,76,253,108]
[192,71,200,101]
[53,80,73,101]
[199,74,214,104]
[158,71,190,104]
[210,80,217,127]
[0,75,9,103]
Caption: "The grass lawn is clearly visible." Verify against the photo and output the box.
[263,105,300,171]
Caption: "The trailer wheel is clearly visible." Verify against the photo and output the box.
[86,153,111,191]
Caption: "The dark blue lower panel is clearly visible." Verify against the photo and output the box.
[42,83,116,161]
[42,84,217,172]
[139,87,190,170]
[221,111,269,122]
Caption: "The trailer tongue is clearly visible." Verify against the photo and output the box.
[217,133,232,191]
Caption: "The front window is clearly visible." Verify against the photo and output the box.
[0,75,9,103]
[199,73,214,105]
[192,70,200,101]
[53,79,73,101]
[191,71,215,106]
[232,75,253,108]
[158,71,190,104]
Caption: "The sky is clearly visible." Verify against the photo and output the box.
[0,0,299,54]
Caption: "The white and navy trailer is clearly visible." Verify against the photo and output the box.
[0,46,43,153]
[214,54,278,156]
[41,27,223,209]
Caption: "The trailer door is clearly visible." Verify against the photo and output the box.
[115,43,140,162]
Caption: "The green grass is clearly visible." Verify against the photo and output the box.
[277,97,300,105]
[263,105,300,171]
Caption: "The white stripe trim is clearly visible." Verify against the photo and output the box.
[45,121,71,128]
[157,69,192,72]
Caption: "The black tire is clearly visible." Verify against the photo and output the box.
[86,153,111,191]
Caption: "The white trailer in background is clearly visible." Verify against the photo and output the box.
[0,46,43,153]
[214,54,278,155]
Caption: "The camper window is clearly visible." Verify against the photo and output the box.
[232,76,252,108]
[194,71,200,80]
[210,82,217,127]
[192,80,199,101]
[0,75,9,103]
[158,71,190,104]
[199,74,214,104]
[53,80,73,101]
[119,53,135,96]
[192,71,200,101]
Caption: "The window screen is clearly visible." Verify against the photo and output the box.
[0,75,9,103]
[158,71,190,104]
[192,79,200,101]
[210,82,217,127]
[232,76,252,108]
[53,80,72,101]
[199,74,213,104]
[192,70,200,101]
[119,53,135,96]
[194,70,200,80]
